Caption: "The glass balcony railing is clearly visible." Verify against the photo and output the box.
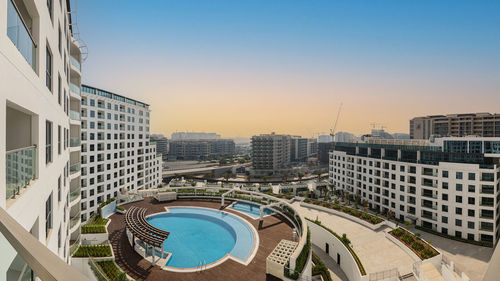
[70,212,81,229]
[7,0,36,70]
[69,110,80,121]
[6,146,36,200]
[69,83,81,95]
[70,163,81,174]
[70,55,81,70]
[70,137,81,147]
[70,189,81,202]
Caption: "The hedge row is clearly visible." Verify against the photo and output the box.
[73,244,112,257]
[304,199,383,225]
[312,252,333,281]
[390,228,438,260]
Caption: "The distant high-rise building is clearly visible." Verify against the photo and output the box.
[307,138,318,158]
[151,134,169,161]
[80,85,162,222]
[171,132,221,140]
[334,132,357,142]
[410,113,500,139]
[251,133,291,175]
[290,136,308,162]
[318,134,333,143]
[168,139,235,160]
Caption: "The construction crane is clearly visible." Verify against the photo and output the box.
[330,103,343,140]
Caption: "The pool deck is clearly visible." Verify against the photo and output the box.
[107,197,294,281]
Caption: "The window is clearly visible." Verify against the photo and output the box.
[468,221,474,229]
[442,216,448,223]
[442,171,448,178]
[455,219,462,227]
[456,195,462,203]
[58,176,61,202]
[456,184,462,191]
[58,74,62,104]
[468,185,475,192]
[47,0,53,20]
[46,46,52,91]
[468,197,475,205]
[58,25,62,54]
[58,125,61,154]
[468,209,475,217]
[45,193,53,238]
[456,207,462,215]
[456,172,463,180]
[46,121,53,164]
[58,226,61,249]
[468,173,475,181]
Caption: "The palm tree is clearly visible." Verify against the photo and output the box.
[262,175,269,185]
[315,170,322,182]
[297,173,304,183]
[223,171,232,183]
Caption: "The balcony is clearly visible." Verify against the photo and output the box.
[69,83,81,96]
[70,163,81,174]
[7,0,36,70]
[0,208,87,281]
[70,55,81,71]
[69,189,81,204]
[6,146,36,200]
[70,137,81,147]
[69,110,80,121]
[70,211,81,230]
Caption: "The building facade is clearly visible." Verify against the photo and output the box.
[168,139,235,160]
[171,132,220,140]
[251,133,291,175]
[151,134,168,162]
[1,0,83,275]
[80,85,161,222]
[410,113,500,139]
[329,138,500,244]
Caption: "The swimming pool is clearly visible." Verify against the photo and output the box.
[146,207,257,270]
[229,201,274,219]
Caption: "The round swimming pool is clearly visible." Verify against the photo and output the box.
[146,207,257,270]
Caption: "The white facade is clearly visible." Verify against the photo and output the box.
[329,138,500,244]
[0,0,82,275]
[79,85,161,222]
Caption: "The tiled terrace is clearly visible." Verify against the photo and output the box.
[107,197,294,281]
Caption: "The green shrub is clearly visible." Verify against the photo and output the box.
[322,202,331,208]
[116,205,125,211]
[401,233,414,244]
[313,200,321,205]
[341,233,351,245]
[370,217,382,224]
[95,260,123,281]
[304,198,311,203]
[332,204,341,210]
[351,210,361,217]
[342,207,350,213]
[391,228,403,237]
[81,225,106,234]
[73,245,112,257]
[411,241,424,251]
[421,248,436,259]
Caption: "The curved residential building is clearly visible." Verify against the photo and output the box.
[1,0,86,279]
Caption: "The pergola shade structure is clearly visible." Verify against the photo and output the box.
[125,206,169,249]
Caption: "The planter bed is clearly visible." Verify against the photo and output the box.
[81,216,110,234]
[304,198,383,225]
[312,251,333,281]
[389,228,438,260]
[415,225,493,248]
[73,244,113,257]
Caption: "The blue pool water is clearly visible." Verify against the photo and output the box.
[230,201,274,219]
[146,207,255,268]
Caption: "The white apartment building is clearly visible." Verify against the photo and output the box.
[79,85,161,222]
[329,137,500,244]
[1,0,84,277]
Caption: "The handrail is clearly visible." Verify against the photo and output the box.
[6,145,36,154]
[0,207,87,281]
[8,0,36,47]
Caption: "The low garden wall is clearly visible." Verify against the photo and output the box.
[307,220,368,281]
[100,200,116,218]
[386,228,442,267]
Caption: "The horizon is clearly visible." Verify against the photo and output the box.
[78,0,500,137]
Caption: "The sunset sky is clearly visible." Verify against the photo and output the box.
[78,0,500,138]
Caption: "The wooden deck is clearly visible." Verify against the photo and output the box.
[107,197,294,281]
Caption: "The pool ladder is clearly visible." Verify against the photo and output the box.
[197,260,207,273]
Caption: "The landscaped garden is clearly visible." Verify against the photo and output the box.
[303,198,383,225]
[312,252,333,281]
[389,228,438,260]
[73,244,113,257]
[81,215,110,234]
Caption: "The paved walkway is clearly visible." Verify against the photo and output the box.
[408,227,493,281]
[312,244,349,281]
[293,202,415,275]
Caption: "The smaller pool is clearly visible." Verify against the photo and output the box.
[230,201,273,219]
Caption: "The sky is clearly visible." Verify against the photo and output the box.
[77,0,500,138]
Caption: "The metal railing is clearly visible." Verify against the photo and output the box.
[6,145,36,200]
[70,189,81,203]
[70,212,81,229]
[7,0,36,70]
